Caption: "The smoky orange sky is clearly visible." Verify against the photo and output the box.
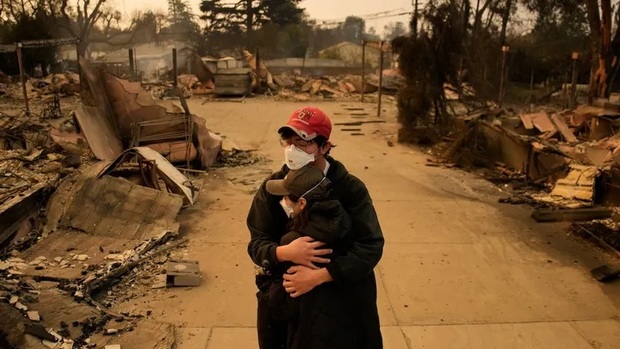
[116,0,417,35]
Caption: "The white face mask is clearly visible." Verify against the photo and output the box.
[279,198,295,218]
[284,145,315,170]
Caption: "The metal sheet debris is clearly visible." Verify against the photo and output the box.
[98,147,197,205]
[59,175,182,238]
[73,104,123,160]
[80,58,221,168]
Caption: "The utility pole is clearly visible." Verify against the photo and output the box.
[172,48,178,87]
[498,45,509,107]
[378,41,385,117]
[128,49,135,82]
[16,43,29,115]
[361,41,366,103]
[412,0,419,37]
[570,52,579,108]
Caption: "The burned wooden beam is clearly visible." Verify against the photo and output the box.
[531,207,613,222]
[19,38,78,49]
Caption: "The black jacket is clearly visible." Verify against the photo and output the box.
[266,200,351,324]
[280,199,351,252]
[247,156,384,349]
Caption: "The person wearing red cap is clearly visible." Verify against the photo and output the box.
[247,106,385,349]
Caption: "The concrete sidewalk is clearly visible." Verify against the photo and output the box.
[120,99,620,349]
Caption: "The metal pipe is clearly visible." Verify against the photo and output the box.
[378,41,384,117]
[570,52,579,108]
[499,45,509,107]
[256,48,261,93]
[361,41,366,103]
[128,48,135,82]
[16,43,29,114]
[172,48,178,87]
[76,41,82,91]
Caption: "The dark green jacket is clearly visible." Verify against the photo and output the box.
[247,156,385,348]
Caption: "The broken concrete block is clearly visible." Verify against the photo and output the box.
[54,257,63,263]
[166,260,201,287]
[105,345,121,349]
[9,260,28,270]
[9,296,18,305]
[151,274,168,289]
[73,254,89,261]
[74,291,84,299]
[27,311,41,321]
[104,328,119,335]
[15,302,28,311]
[105,254,124,261]
[0,261,10,271]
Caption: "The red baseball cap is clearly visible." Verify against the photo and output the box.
[278,107,332,141]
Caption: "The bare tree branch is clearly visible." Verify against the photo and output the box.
[56,0,77,37]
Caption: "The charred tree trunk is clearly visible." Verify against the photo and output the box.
[463,0,471,34]
[585,0,613,100]
[499,0,513,47]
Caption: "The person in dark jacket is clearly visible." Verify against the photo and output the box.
[264,164,352,324]
[247,106,385,349]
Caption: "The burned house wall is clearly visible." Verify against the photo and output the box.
[478,122,567,180]
[478,122,530,172]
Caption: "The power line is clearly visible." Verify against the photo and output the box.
[316,9,413,27]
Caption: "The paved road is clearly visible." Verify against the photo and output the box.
[126,99,620,348]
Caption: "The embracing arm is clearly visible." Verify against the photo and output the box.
[247,182,282,268]
[247,180,332,269]
[325,178,384,283]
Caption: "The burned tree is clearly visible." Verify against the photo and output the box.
[49,0,108,58]
[393,1,466,143]
[584,0,616,99]
[0,0,58,75]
